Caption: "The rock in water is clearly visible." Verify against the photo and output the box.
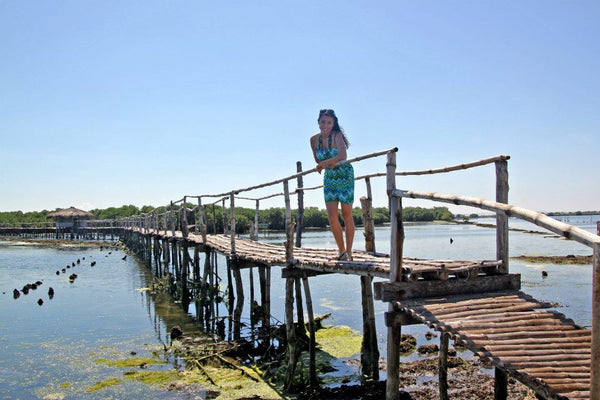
[170,326,183,340]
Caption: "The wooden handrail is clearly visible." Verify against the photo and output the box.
[392,188,600,399]
[395,189,600,247]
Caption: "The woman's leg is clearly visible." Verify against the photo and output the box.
[325,201,345,252]
[341,202,355,255]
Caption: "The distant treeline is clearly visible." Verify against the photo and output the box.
[0,205,455,232]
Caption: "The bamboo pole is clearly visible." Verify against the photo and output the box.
[398,190,600,248]
[386,151,402,400]
[495,368,508,400]
[301,271,318,387]
[284,276,298,390]
[295,161,304,248]
[592,243,600,399]
[230,192,236,255]
[495,159,509,274]
[182,196,188,238]
[252,200,259,241]
[439,332,449,400]
[232,262,244,340]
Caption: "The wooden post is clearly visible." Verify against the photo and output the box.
[361,178,379,380]
[386,150,402,400]
[284,180,294,261]
[302,272,318,387]
[386,313,402,400]
[232,262,244,340]
[439,332,449,400]
[495,159,509,274]
[222,198,228,235]
[284,276,298,390]
[252,200,260,241]
[170,201,175,238]
[230,192,236,255]
[592,243,600,399]
[360,275,379,380]
[295,161,304,248]
[259,265,271,331]
[283,178,299,390]
[495,368,508,400]
[182,196,188,238]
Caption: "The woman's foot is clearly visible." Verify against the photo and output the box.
[338,251,352,261]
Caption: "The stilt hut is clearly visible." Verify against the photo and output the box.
[47,206,94,239]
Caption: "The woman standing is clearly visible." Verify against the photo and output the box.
[310,109,355,261]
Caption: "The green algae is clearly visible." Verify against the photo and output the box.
[123,369,178,385]
[94,356,166,368]
[86,378,124,392]
[59,382,70,389]
[315,324,362,358]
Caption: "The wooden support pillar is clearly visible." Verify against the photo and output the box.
[592,243,600,399]
[386,311,402,400]
[259,265,271,330]
[283,178,300,390]
[494,367,508,400]
[226,257,235,340]
[386,150,403,400]
[284,276,299,391]
[294,277,305,331]
[232,262,244,340]
[360,275,379,380]
[181,243,190,312]
[302,272,318,387]
[495,159,509,274]
[439,332,449,400]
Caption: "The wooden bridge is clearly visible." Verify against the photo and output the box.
[48,149,600,399]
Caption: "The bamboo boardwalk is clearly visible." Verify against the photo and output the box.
[93,151,600,399]
[146,229,502,279]
[388,290,592,400]
[131,227,592,399]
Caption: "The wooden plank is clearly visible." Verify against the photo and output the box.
[374,274,521,301]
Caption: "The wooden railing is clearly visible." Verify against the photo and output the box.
[385,189,600,399]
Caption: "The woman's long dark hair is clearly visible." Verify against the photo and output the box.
[318,109,350,148]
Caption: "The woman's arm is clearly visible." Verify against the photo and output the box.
[321,133,347,168]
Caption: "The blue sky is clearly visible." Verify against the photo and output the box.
[1,1,599,214]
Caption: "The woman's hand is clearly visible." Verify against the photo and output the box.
[316,162,325,173]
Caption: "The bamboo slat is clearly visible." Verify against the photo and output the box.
[395,290,592,399]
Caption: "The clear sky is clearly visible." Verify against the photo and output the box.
[1,1,599,215]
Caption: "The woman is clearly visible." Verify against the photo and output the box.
[310,109,355,261]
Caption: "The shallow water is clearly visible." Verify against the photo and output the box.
[0,214,596,398]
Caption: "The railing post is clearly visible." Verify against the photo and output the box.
[361,177,375,253]
[182,196,188,238]
[592,243,600,399]
[295,161,304,248]
[495,159,509,274]
[170,201,175,237]
[230,192,236,255]
[284,179,294,262]
[222,198,229,235]
[385,150,403,400]
[252,200,259,241]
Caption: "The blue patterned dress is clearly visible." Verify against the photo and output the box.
[315,133,354,205]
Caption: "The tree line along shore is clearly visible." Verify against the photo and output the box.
[2,205,598,235]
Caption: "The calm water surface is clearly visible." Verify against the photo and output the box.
[0,215,597,398]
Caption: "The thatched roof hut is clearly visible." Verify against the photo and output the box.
[47,207,94,230]
[47,207,94,219]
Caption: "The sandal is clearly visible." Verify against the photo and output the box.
[338,252,353,261]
